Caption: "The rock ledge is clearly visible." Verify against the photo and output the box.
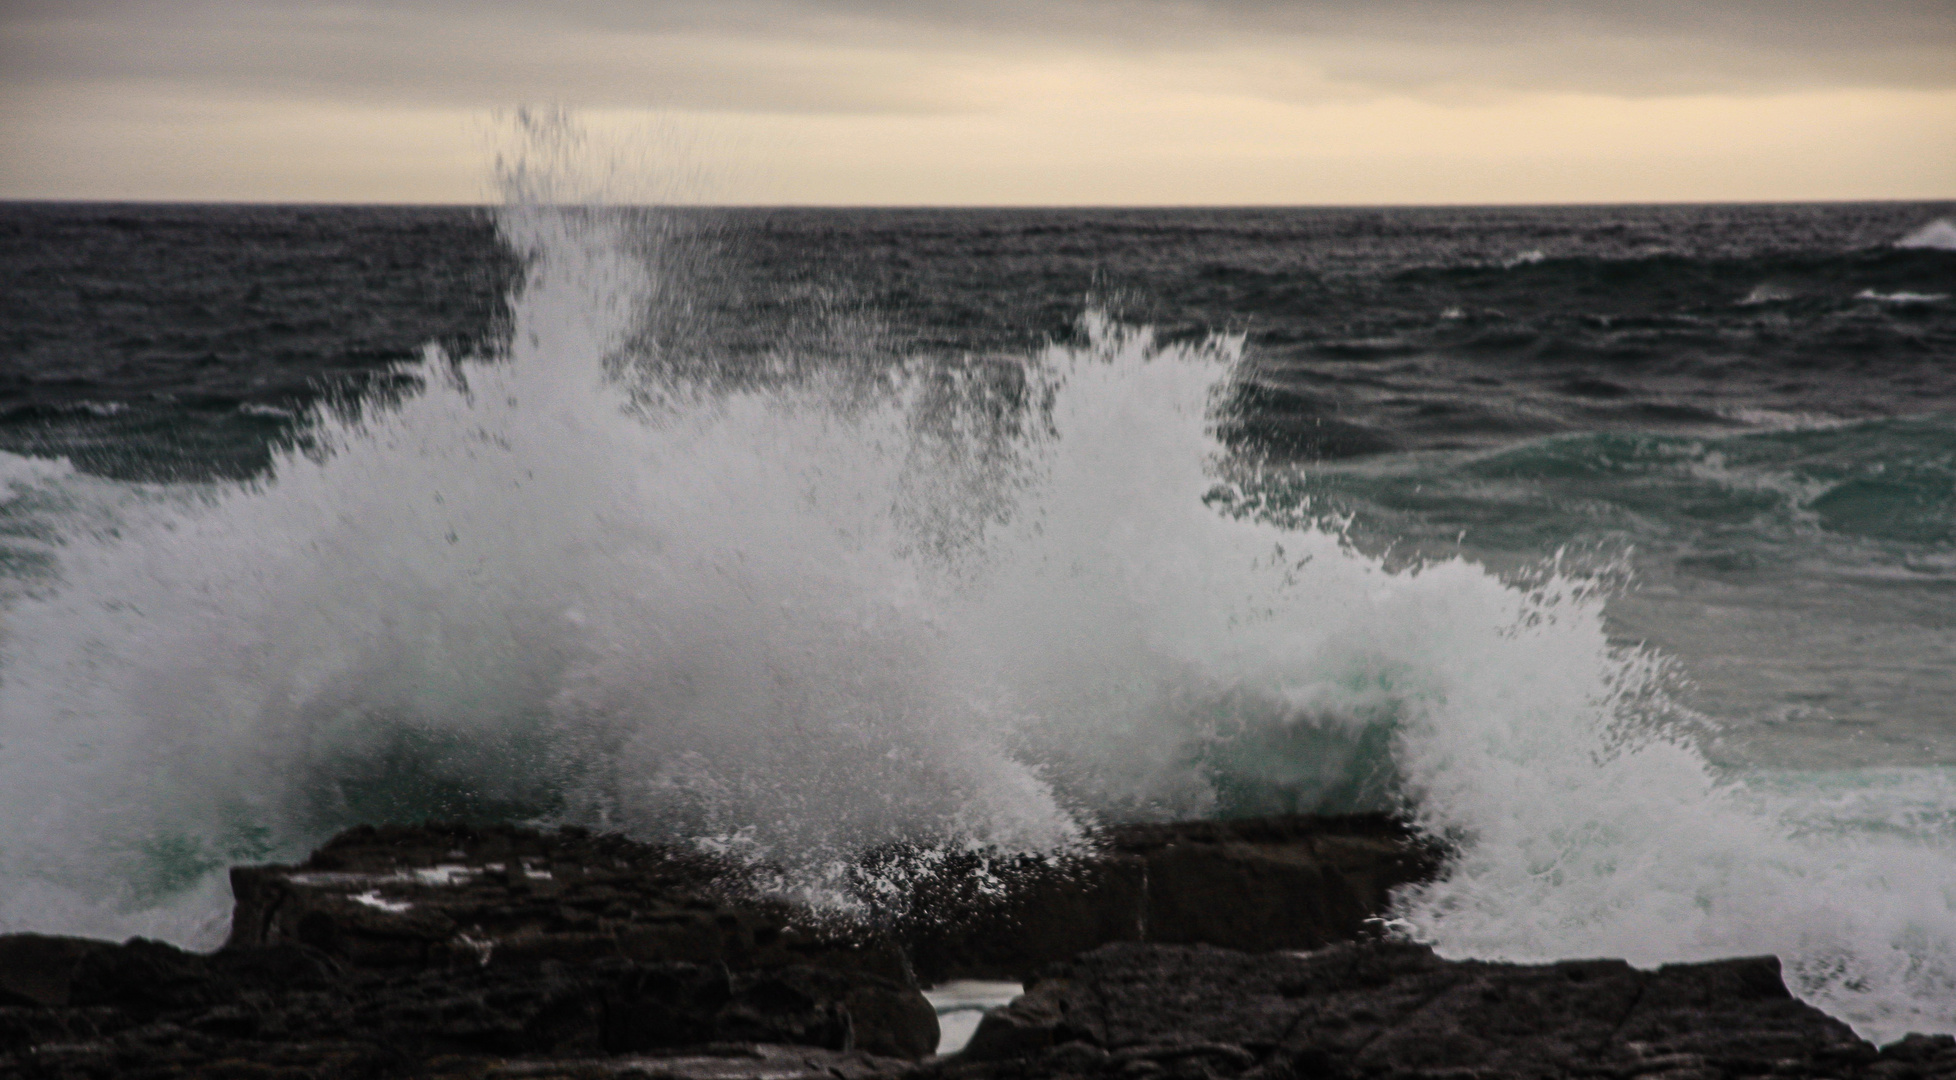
[3,820,1949,1079]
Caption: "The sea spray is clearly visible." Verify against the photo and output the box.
[0,202,1073,935]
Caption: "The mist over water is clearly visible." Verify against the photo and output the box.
[0,179,1952,1044]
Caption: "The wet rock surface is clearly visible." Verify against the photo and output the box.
[888,814,1441,982]
[218,816,1439,986]
[4,820,1951,1078]
[1,936,934,1077]
[224,823,912,982]
[943,941,1956,1080]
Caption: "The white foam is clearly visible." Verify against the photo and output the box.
[1895,219,1956,251]
[1737,284,1795,306]
[1396,714,1955,1044]
[350,890,413,913]
[412,865,481,886]
[1714,407,1854,432]
[1738,767,1956,843]
[0,449,77,491]
[1857,289,1948,304]
[926,980,1023,1055]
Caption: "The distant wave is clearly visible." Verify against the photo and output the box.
[1895,219,1956,251]
[1737,284,1796,306]
[1857,289,1948,305]
[58,401,128,417]
[1714,406,1853,432]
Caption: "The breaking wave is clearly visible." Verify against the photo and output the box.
[1897,219,1956,251]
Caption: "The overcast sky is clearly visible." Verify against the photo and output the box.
[2,0,1952,204]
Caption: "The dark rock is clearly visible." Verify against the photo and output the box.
[889,813,1442,983]
[483,1043,917,1080]
[0,934,118,1007]
[218,816,1438,989]
[961,981,1077,1061]
[225,822,914,984]
[0,935,936,1077]
[1867,1033,1956,1079]
[598,963,934,1059]
[65,937,235,1016]
[923,941,1922,1080]
[7,820,1946,1080]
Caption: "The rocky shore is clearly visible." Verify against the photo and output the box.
[2,818,1949,1079]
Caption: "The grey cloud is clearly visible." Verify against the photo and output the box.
[0,2,983,114]
[3,0,1952,115]
[373,0,1956,81]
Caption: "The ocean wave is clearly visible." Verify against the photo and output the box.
[1737,283,1796,306]
[1857,288,1948,305]
[1714,407,1855,431]
[1392,246,1954,304]
[1738,766,1956,843]
[238,402,299,419]
[1896,219,1956,251]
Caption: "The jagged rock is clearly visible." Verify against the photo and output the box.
[958,980,1076,1061]
[220,817,1439,988]
[1865,1034,1956,1079]
[479,1043,916,1080]
[0,934,118,1007]
[8,821,1951,1079]
[0,935,936,1077]
[940,940,1937,1080]
[881,813,1443,982]
[225,822,907,982]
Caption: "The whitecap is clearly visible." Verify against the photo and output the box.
[1856,289,1948,305]
[1714,407,1854,432]
[1737,284,1795,306]
[1895,219,1956,250]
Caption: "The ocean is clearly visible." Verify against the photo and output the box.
[2,198,1953,1043]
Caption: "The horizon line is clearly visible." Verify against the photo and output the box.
[3,196,1953,211]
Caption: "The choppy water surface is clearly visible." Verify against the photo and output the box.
[1,197,1952,1042]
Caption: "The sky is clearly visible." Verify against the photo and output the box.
[1,0,1952,205]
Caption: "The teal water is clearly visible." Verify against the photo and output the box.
[1296,415,1956,768]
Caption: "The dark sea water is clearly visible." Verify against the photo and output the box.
[2,200,1954,1040]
